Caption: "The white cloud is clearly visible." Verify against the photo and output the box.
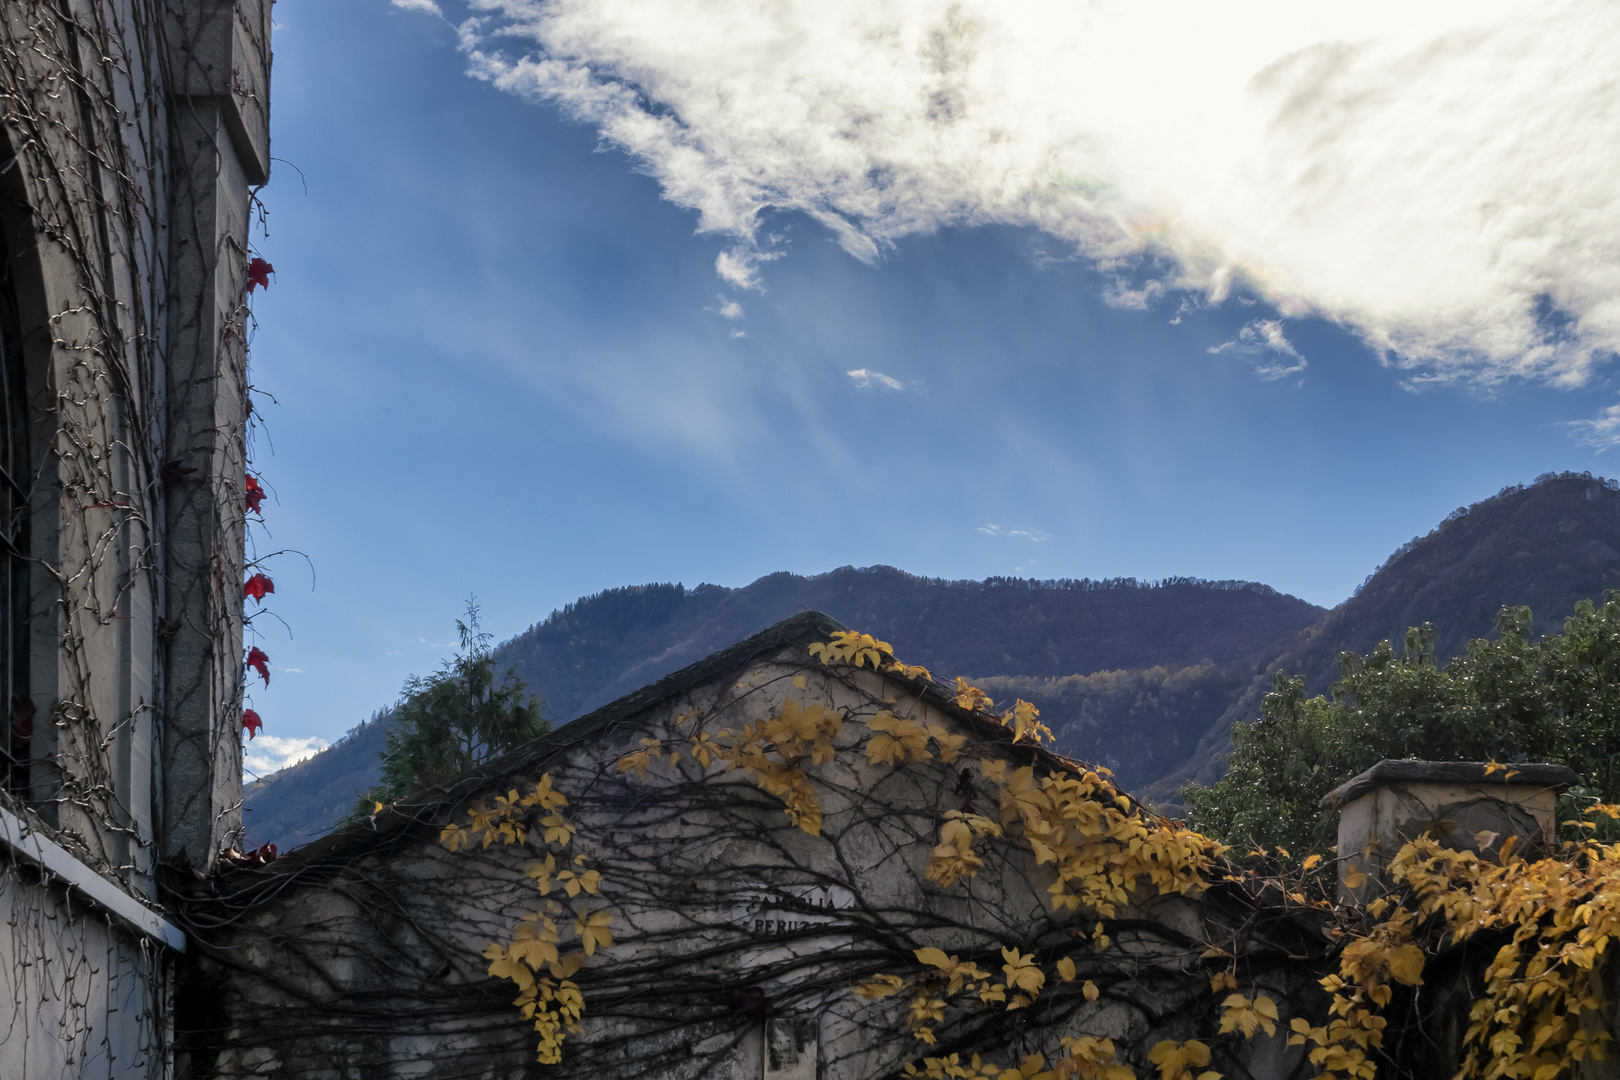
[847,368,904,391]
[1567,404,1620,450]
[455,0,1620,389]
[977,523,1051,541]
[709,296,744,320]
[392,0,442,15]
[1210,319,1308,382]
[243,734,330,777]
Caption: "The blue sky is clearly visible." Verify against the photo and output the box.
[243,1,1620,770]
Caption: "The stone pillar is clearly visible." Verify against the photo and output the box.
[159,0,270,870]
[1320,759,1576,905]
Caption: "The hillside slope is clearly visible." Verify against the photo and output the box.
[245,570,1322,848]
[1146,473,1620,804]
[498,567,1324,723]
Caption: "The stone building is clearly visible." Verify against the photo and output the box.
[187,613,1336,1080]
[0,3,270,1076]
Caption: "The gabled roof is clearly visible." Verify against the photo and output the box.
[214,610,1109,900]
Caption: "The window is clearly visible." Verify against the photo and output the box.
[0,225,30,801]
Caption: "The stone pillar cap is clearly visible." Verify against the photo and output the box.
[1318,759,1579,811]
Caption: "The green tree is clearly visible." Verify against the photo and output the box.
[357,601,548,814]
[1185,594,1620,854]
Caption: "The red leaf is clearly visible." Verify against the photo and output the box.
[245,474,265,515]
[246,257,274,293]
[246,646,271,686]
[243,708,263,739]
[243,573,274,602]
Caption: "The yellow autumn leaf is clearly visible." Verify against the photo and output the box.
[1218,993,1279,1038]
[1387,944,1425,986]
[867,711,932,765]
[1302,853,1322,871]
[1083,980,1100,1002]
[1148,1038,1212,1080]
[854,973,906,999]
[1001,947,1046,996]
[954,677,994,712]
[1056,956,1076,982]
[573,908,614,955]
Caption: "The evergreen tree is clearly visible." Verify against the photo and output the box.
[357,601,548,813]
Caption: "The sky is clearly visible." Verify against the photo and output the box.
[242,0,1620,774]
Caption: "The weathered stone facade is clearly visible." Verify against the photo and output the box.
[0,3,269,1076]
[190,614,1335,1080]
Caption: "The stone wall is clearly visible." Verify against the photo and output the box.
[191,623,1330,1080]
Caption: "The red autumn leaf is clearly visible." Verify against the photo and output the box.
[245,474,265,515]
[246,646,271,686]
[246,257,274,293]
[243,708,263,739]
[243,573,274,602]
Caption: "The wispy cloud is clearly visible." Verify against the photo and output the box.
[978,524,1052,541]
[390,0,441,15]
[708,296,745,321]
[244,734,330,778]
[1209,319,1308,383]
[1567,404,1620,449]
[847,368,904,391]
[441,0,1620,390]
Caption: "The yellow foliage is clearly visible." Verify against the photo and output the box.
[868,711,933,765]
[1001,947,1046,996]
[573,908,614,955]
[716,699,842,835]
[1217,993,1279,1038]
[902,1053,1003,1079]
[1147,1039,1218,1080]
[926,811,1002,887]
[954,677,994,712]
[1057,1036,1137,1080]
[1370,833,1620,1080]
[855,973,907,999]
[810,630,892,670]
[915,947,994,995]
[1005,699,1053,745]
[441,772,610,1065]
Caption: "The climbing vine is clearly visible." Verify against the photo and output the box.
[195,624,1620,1079]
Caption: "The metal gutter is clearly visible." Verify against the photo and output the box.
[0,804,186,952]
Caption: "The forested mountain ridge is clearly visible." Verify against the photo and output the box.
[245,471,1620,850]
[496,568,1324,724]
[1145,472,1620,805]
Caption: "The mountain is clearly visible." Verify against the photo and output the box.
[245,471,1620,850]
[245,570,1323,849]
[1144,472,1620,806]
[496,569,1323,723]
